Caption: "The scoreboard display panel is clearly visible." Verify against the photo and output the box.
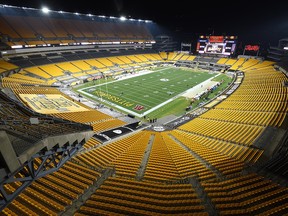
[197,35,237,56]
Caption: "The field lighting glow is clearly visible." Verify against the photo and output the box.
[42,7,50,14]
[120,16,126,21]
[0,4,153,23]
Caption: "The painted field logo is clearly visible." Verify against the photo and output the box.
[134,105,145,111]
[160,78,169,82]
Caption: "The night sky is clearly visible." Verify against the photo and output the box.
[1,0,288,48]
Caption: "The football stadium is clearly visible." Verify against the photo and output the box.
[0,3,288,216]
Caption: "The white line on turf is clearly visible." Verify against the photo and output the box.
[78,72,220,118]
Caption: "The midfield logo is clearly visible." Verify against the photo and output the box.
[134,104,145,111]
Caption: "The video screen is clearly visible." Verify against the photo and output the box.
[197,35,237,56]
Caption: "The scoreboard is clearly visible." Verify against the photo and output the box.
[197,35,237,56]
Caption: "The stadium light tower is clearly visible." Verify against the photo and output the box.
[42,7,50,14]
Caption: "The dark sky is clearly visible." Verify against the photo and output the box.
[2,0,288,47]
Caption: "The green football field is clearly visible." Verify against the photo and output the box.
[77,67,217,117]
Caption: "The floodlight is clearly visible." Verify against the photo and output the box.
[42,7,49,14]
[120,16,126,21]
